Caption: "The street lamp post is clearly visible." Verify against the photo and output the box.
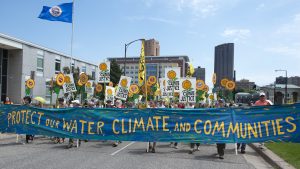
[275,69,288,104]
[124,39,145,76]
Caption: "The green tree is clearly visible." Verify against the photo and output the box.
[63,66,71,74]
[110,59,123,85]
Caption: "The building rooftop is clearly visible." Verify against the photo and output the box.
[108,55,190,62]
[0,33,97,66]
[262,84,300,89]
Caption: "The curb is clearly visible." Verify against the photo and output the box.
[249,143,296,169]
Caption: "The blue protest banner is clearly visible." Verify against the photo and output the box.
[0,104,299,143]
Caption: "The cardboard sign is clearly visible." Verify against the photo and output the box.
[99,61,110,83]
[165,67,181,93]
[179,78,196,103]
[63,74,77,93]
[105,86,115,105]
[159,78,173,98]
[85,80,94,95]
[115,76,132,101]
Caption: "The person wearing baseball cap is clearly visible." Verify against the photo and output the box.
[255,92,272,106]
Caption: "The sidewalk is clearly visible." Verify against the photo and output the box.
[0,133,18,140]
[249,143,296,169]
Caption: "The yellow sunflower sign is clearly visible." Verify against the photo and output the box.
[179,78,196,103]
[212,73,217,85]
[148,76,157,85]
[196,79,205,90]
[221,78,229,87]
[95,84,103,93]
[129,84,139,94]
[99,63,108,71]
[167,70,176,80]
[62,74,77,93]
[79,73,89,85]
[182,80,192,90]
[116,76,132,101]
[56,73,65,86]
[165,67,181,93]
[85,81,94,95]
[105,86,115,105]
[225,80,236,90]
[26,79,35,89]
[99,61,110,83]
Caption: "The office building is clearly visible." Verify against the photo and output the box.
[193,66,205,82]
[236,79,255,91]
[144,39,160,56]
[0,33,98,104]
[108,56,189,84]
[276,76,300,87]
[214,43,234,87]
[289,76,300,87]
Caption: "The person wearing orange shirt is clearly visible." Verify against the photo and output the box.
[254,92,273,106]
[4,97,13,104]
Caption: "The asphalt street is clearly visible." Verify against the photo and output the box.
[0,135,272,169]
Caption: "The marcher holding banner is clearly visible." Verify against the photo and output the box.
[53,98,66,144]
[252,92,273,151]
[112,100,124,147]
[148,101,157,153]
[216,99,226,159]
[67,99,81,149]
[23,96,33,144]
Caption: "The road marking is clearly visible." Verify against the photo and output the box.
[111,142,135,156]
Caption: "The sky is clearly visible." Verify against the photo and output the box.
[0,0,300,88]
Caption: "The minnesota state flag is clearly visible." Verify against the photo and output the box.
[138,40,146,86]
[38,2,73,23]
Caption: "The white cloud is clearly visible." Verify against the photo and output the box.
[125,16,178,25]
[221,28,251,41]
[174,0,219,18]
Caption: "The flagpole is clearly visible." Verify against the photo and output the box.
[70,0,74,70]
[71,0,79,148]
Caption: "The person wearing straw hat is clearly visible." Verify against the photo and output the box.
[33,96,46,107]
